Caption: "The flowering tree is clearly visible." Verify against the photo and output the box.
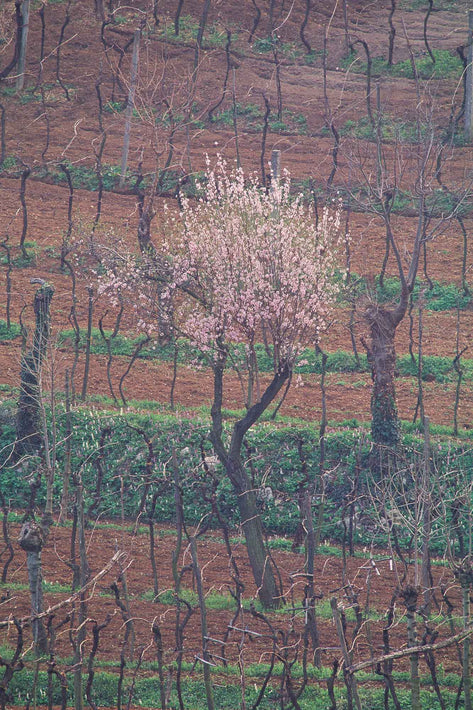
[100,159,342,608]
[161,160,342,608]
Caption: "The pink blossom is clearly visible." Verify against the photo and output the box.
[165,160,343,368]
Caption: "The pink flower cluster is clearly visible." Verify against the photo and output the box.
[164,159,343,368]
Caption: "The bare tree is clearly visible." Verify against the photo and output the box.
[349,84,468,447]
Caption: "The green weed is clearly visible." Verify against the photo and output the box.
[104,100,126,113]
[0,320,21,340]
[112,14,129,24]
[211,103,308,135]
[0,580,71,594]
[149,587,239,610]
[0,155,19,170]
[372,276,471,311]
[340,115,428,144]
[269,119,288,132]
[400,0,458,9]
[303,50,323,66]
[54,322,473,383]
[252,36,301,61]
[342,48,462,80]
[6,667,463,708]
[160,15,227,48]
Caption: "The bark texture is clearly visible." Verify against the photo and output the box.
[18,521,47,652]
[210,353,288,608]
[364,302,402,448]
[15,282,54,457]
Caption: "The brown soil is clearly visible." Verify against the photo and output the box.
[0,520,464,674]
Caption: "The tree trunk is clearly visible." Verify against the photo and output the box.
[189,536,215,710]
[210,353,287,608]
[16,281,54,457]
[363,303,400,447]
[72,476,89,710]
[18,521,47,653]
[235,479,280,609]
[421,417,432,617]
[15,0,30,91]
[455,561,473,710]
[402,585,421,710]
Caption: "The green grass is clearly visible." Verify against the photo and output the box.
[375,276,471,311]
[342,48,462,80]
[0,580,71,594]
[145,585,384,620]
[54,326,473,383]
[4,666,466,708]
[160,14,229,48]
[399,0,458,9]
[252,36,302,61]
[104,100,126,113]
[0,155,19,170]
[0,320,21,340]
[340,115,431,144]
[0,241,37,267]
[146,587,239,610]
[27,160,204,196]
[210,103,308,135]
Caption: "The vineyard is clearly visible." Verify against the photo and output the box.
[1,0,473,708]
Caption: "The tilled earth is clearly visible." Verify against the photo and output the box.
[0,520,465,675]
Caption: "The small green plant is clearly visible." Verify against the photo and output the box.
[0,580,71,593]
[8,241,37,267]
[43,245,61,259]
[373,276,472,311]
[303,50,323,66]
[211,102,263,128]
[0,320,21,341]
[18,89,42,105]
[340,115,426,144]
[104,100,126,113]
[50,161,129,191]
[400,0,457,9]
[252,36,301,61]
[252,36,275,53]
[211,104,308,136]
[160,15,227,48]
[113,14,129,24]
[148,587,239,610]
[0,155,18,170]
[342,48,462,80]
[292,112,308,133]
[269,119,288,132]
